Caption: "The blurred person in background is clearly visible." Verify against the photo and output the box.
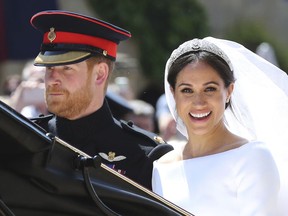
[113,76,134,100]
[10,60,48,118]
[123,99,156,132]
[0,74,21,106]
[105,89,134,120]
[256,42,279,66]
[2,74,21,96]
[156,94,187,147]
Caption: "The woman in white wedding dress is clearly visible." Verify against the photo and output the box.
[152,37,288,216]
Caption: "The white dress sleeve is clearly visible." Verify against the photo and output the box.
[235,143,280,216]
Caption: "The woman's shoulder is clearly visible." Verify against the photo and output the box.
[157,149,183,164]
[234,140,277,167]
[237,140,271,154]
[156,140,186,164]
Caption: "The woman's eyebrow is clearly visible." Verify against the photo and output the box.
[177,81,220,88]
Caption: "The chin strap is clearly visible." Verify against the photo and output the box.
[75,155,120,216]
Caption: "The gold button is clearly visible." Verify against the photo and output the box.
[154,136,165,144]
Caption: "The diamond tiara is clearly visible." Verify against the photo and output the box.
[167,38,233,71]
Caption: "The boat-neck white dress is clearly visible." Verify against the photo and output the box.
[152,141,279,216]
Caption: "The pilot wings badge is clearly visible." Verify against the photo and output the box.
[98,151,126,162]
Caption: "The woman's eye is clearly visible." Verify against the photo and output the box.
[205,87,216,92]
[181,88,193,93]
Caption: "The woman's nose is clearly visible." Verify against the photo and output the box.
[192,93,206,106]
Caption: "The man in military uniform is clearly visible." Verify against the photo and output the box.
[30,10,172,189]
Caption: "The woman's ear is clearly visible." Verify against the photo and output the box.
[94,62,109,85]
[226,82,234,100]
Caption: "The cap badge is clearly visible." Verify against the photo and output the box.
[102,50,108,56]
[48,27,56,43]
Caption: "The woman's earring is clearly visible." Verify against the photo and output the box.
[226,98,230,103]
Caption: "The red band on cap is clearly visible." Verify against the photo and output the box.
[43,31,117,58]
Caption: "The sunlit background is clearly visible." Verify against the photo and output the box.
[1,0,288,108]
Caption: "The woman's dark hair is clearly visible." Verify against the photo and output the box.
[168,51,235,89]
[167,51,235,108]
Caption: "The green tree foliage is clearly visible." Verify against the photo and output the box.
[88,0,209,84]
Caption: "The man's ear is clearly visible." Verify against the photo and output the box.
[94,62,109,85]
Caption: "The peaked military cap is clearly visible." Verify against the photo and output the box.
[30,10,131,66]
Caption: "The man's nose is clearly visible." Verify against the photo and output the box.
[46,67,61,85]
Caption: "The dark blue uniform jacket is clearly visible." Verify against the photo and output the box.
[33,100,173,189]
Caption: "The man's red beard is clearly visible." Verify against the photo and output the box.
[45,83,93,119]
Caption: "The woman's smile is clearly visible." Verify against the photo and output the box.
[189,111,211,119]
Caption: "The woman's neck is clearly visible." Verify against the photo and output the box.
[183,124,246,159]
